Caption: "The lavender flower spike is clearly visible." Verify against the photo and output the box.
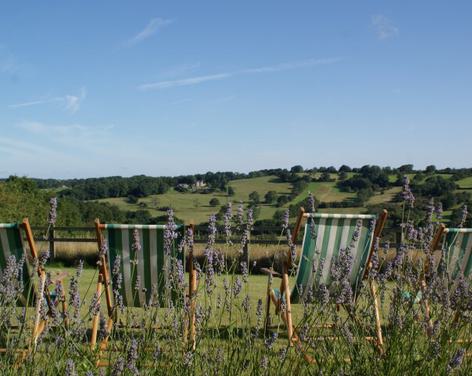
[48,197,58,225]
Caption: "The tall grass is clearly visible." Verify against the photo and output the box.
[0,190,471,375]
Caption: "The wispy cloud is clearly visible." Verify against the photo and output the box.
[17,121,113,139]
[9,87,87,113]
[371,15,399,40]
[139,73,232,91]
[138,57,341,91]
[125,17,173,46]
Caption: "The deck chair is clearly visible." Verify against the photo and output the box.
[442,228,472,280]
[0,219,67,353]
[264,208,388,352]
[91,220,197,359]
[420,225,472,334]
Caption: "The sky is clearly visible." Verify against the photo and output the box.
[0,1,471,179]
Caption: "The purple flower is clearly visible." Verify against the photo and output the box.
[126,338,139,375]
[132,228,141,254]
[47,197,57,225]
[236,202,244,229]
[264,332,278,349]
[111,357,125,376]
[255,298,263,329]
[260,355,269,370]
[242,295,250,312]
[307,192,315,212]
[240,261,248,283]
[282,209,290,230]
[204,214,218,294]
[164,209,178,256]
[88,291,100,317]
[223,202,233,245]
[99,241,108,258]
[65,359,77,376]
[233,277,242,297]
[402,176,415,207]
[447,348,465,373]
[317,283,329,305]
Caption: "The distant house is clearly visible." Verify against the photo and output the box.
[195,180,206,188]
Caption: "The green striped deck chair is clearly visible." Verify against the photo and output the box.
[291,213,377,303]
[443,228,472,279]
[0,223,34,307]
[265,209,387,352]
[91,220,186,352]
[0,219,64,352]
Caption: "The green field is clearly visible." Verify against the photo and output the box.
[457,176,472,189]
[97,175,291,223]
[93,172,463,225]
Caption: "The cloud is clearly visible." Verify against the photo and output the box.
[125,18,173,46]
[17,121,113,140]
[8,87,86,113]
[64,87,87,113]
[138,57,341,91]
[138,73,232,91]
[372,15,399,40]
[242,57,341,74]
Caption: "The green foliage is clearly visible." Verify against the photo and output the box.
[248,191,260,205]
[209,198,220,207]
[264,190,277,204]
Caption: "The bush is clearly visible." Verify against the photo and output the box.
[209,198,220,207]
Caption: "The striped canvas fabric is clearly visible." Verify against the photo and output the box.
[0,223,33,305]
[103,224,185,307]
[291,213,376,303]
[443,228,472,279]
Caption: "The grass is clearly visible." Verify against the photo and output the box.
[295,181,356,204]
[457,176,472,189]
[367,186,401,205]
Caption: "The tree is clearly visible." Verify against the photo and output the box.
[339,165,352,173]
[318,171,332,182]
[276,195,290,207]
[249,191,260,205]
[290,165,304,173]
[425,165,437,174]
[399,164,414,173]
[227,186,235,196]
[209,198,220,207]
[264,191,277,204]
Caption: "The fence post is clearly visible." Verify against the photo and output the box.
[49,225,55,261]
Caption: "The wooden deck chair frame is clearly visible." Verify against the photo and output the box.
[0,218,67,354]
[91,219,198,362]
[264,208,388,353]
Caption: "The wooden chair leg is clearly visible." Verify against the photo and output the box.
[90,274,103,350]
[282,269,294,345]
[264,274,273,334]
[420,280,433,336]
[32,272,47,350]
[369,279,384,353]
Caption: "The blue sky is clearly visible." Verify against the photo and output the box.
[0,1,471,178]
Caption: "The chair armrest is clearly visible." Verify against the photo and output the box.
[260,267,282,278]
